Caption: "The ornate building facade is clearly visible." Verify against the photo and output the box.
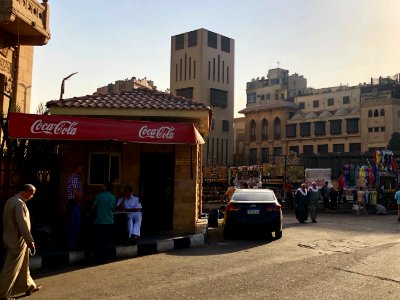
[235,69,400,165]
[0,0,50,116]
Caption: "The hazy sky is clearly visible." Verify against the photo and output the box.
[31,0,400,116]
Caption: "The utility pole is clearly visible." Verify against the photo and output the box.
[60,72,78,100]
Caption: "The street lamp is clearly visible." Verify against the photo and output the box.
[59,72,78,100]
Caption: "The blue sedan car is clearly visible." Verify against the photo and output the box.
[223,189,283,239]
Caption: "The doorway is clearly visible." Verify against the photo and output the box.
[140,152,175,233]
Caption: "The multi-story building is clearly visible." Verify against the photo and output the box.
[96,77,157,94]
[170,28,235,166]
[235,69,400,165]
[0,0,50,115]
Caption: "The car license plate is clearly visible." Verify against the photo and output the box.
[247,209,259,215]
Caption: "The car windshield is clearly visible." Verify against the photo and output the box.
[231,191,276,202]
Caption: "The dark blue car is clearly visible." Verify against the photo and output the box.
[223,189,283,239]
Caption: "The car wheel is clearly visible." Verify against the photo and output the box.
[223,224,234,239]
[274,230,282,239]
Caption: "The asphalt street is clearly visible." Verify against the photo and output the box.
[25,211,400,300]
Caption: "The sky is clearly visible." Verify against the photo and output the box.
[30,0,400,116]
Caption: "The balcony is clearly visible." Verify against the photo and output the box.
[0,0,50,45]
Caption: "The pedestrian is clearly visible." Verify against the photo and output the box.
[116,186,142,245]
[337,173,346,203]
[394,185,400,222]
[66,163,83,250]
[0,184,42,300]
[284,181,294,208]
[92,181,116,264]
[222,181,236,203]
[321,181,330,210]
[294,183,308,223]
[329,187,338,210]
[357,186,368,216]
[308,182,322,223]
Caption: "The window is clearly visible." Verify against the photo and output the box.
[281,93,285,100]
[175,34,184,50]
[381,127,385,132]
[327,98,334,106]
[314,121,325,136]
[89,153,120,185]
[208,31,217,49]
[333,144,344,153]
[380,109,385,116]
[222,120,229,132]
[349,143,361,153]
[275,93,279,100]
[317,144,328,153]
[313,100,319,108]
[221,35,230,52]
[289,146,299,154]
[286,124,297,138]
[247,93,256,104]
[262,148,269,163]
[274,117,281,140]
[343,96,350,104]
[374,109,378,117]
[330,120,342,135]
[249,148,257,164]
[210,88,228,107]
[265,93,271,100]
[374,127,379,132]
[261,119,268,140]
[288,111,295,119]
[346,118,359,134]
[303,145,313,154]
[260,95,265,100]
[176,87,193,99]
[368,128,373,132]
[368,110,372,117]
[250,120,256,141]
[300,122,311,137]
[273,147,282,155]
[299,102,305,109]
[188,30,197,47]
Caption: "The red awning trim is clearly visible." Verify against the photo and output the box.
[8,113,204,145]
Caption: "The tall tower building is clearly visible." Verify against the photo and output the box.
[170,28,234,166]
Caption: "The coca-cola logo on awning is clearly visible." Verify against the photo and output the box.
[30,119,78,135]
[138,125,175,139]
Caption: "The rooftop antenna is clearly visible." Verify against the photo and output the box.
[277,61,280,68]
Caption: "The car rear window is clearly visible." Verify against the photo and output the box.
[232,191,276,202]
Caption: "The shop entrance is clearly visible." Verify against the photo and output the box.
[140,152,175,233]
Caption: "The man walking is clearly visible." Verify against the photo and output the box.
[0,184,42,300]
[308,182,322,223]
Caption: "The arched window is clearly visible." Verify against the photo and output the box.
[368,110,372,117]
[374,109,379,117]
[250,120,256,141]
[380,108,385,116]
[261,118,268,140]
[274,117,281,140]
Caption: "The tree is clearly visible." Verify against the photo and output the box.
[387,132,400,151]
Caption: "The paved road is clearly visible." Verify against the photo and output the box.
[27,212,400,299]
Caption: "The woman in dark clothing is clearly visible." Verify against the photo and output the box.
[294,183,309,223]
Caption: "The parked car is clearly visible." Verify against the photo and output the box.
[223,189,283,239]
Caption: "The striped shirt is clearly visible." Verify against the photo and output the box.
[66,173,83,200]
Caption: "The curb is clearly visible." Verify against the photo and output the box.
[29,233,206,271]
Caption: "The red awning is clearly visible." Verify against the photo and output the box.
[8,113,204,145]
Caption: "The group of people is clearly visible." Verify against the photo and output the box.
[293,182,322,224]
[66,163,142,264]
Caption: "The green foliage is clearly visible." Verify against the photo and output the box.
[387,132,400,151]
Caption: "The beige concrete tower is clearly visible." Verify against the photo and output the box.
[170,28,235,166]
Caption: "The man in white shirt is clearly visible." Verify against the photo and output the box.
[116,186,142,244]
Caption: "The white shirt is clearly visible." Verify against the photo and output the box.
[116,194,142,210]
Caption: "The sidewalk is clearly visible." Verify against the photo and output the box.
[29,232,206,271]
